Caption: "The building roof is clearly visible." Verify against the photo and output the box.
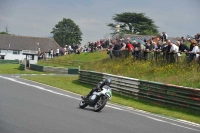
[0,34,60,52]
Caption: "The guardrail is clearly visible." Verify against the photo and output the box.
[29,64,79,74]
[79,70,140,98]
[111,50,200,64]
[0,59,19,64]
[39,59,83,67]
[79,70,200,111]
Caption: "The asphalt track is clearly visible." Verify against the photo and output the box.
[0,75,200,133]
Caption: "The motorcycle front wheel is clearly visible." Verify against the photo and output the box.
[79,100,88,109]
[94,97,107,112]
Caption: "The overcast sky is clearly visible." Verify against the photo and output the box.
[0,0,200,45]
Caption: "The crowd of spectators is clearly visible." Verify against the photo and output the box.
[37,43,82,60]
[82,39,111,53]
[107,32,200,63]
[37,32,200,63]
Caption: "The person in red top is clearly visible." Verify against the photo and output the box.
[127,43,134,52]
[126,42,134,57]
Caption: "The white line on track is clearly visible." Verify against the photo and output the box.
[0,75,199,132]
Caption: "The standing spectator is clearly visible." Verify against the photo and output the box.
[189,39,194,52]
[68,45,74,54]
[152,42,158,51]
[162,32,168,42]
[108,42,114,59]
[120,39,126,50]
[132,41,138,58]
[90,42,94,53]
[169,42,179,53]
[113,39,122,57]
[48,50,51,58]
[181,37,185,43]
[176,41,189,52]
[156,41,162,51]
[50,49,54,58]
[94,42,97,52]
[169,42,179,62]
[64,45,67,55]
[189,40,199,61]
[195,33,200,44]
[126,41,134,57]
[56,48,59,57]
[132,40,137,47]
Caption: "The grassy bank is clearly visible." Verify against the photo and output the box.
[22,75,200,124]
[81,56,200,88]
[38,51,200,88]
[38,51,108,67]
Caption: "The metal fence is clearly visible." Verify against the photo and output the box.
[39,59,83,67]
[29,64,79,74]
[79,70,200,111]
[111,50,200,64]
[0,59,19,64]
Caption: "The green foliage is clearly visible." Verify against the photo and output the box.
[38,51,108,67]
[0,31,9,34]
[51,18,83,47]
[107,12,159,35]
[81,56,200,88]
[38,51,200,88]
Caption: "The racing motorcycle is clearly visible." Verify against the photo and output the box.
[79,85,112,112]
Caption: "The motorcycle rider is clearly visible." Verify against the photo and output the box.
[81,78,112,100]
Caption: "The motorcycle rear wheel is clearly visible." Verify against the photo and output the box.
[79,100,88,109]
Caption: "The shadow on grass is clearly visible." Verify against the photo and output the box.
[71,79,94,91]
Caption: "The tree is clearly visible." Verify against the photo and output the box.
[51,18,83,47]
[0,31,8,34]
[0,25,11,35]
[107,12,159,36]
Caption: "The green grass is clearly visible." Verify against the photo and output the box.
[38,51,108,67]
[0,64,46,74]
[21,75,200,124]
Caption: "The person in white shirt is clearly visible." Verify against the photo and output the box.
[169,42,179,62]
[56,48,59,57]
[170,42,179,53]
[50,49,54,58]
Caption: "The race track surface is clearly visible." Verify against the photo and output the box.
[0,75,199,133]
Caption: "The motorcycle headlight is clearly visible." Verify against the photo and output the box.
[105,92,111,98]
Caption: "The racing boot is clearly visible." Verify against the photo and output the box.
[81,94,90,100]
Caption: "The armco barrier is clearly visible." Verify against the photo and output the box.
[43,66,68,74]
[79,70,200,111]
[0,59,19,64]
[30,64,43,71]
[139,80,200,110]
[68,68,79,74]
[79,70,104,85]
[19,64,25,70]
[29,64,79,74]
[79,70,140,98]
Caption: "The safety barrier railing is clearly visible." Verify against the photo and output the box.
[111,50,200,64]
[0,59,19,64]
[79,70,200,111]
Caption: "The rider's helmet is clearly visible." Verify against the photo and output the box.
[104,78,111,86]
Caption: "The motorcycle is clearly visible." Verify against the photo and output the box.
[79,85,112,112]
